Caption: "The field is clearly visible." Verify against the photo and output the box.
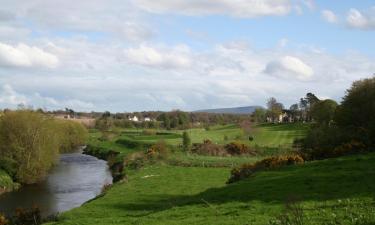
[48,153,375,225]
[87,123,310,155]
[44,122,375,224]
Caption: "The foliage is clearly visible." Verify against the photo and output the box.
[227,154,304,183]
[310,99,338,125]
[157,111,190,129]
[12,205,42,225]
[267,97,284,122]
[302,77,375,159]
[55,120,88,153]
[0,110,60,184]
[335,76,375,147]
[253,108,267,123]
[182,131,191,152]
[224,141,255,155]
[115,137,153,150]
[146,140,170,161]
[0,213,7,225]
[191,139,228,157]
[0,110,88,184]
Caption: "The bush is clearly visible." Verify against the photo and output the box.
[146,141,169,160]
[191,139,228,157]
[0,110,88,184]
[0,213,8,225]
[125,152,147,170]
[224,142,255,156]
[56,120,88,153]
[227,155,304,183]
[332,140,366,157]
[142,129,156,135]
[116,138,153,150]
[13,205,42,225]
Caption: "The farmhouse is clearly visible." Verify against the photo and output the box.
[128,115,139,122]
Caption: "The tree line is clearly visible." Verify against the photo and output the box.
[252,92,338,124]
[0,110,88,184]
[95,110,251,131]
[300,76,375,159]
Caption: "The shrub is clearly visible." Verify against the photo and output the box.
[182,131,191,152]
[146,140,169,160]
[125,151,146,170]
[191,139,228,157]
[115,138,152,150]
[332,140,366,157]
[142,129,156,135]
[227,155,304,183]
[13,205,42,225]
[0,213,8,225]
[224,142,255,155]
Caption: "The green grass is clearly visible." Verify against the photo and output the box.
[88,123,310,154]
[48,153,375,225]
[167,152,263,168]
[252,123,310,147]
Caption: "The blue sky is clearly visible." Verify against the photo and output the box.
[0,0,374,112]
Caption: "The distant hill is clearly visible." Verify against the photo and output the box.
[194,106,263,115]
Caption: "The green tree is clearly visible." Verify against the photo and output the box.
[310,99,338,125]
[0,110,88,184]
[182,131,191,152]
[267,97,283,122]
[253,108,266,123]
[335,76,375,146]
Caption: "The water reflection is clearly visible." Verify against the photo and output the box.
[0,152,112,216]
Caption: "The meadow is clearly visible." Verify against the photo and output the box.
[44,122,375,224]
[48,153,375,225]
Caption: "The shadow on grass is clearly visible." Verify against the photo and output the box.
[110,154,375,216]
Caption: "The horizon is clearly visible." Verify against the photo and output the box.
[0,0,374,112]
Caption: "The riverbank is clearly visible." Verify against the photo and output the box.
[46,153,375,225]
[0,169,19,195]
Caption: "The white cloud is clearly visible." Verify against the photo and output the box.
[0,84,94,110]
[347,8,375,29]
[0,84,27,106]
[0,42,59,68]
[124,44,191,69]
[134,0,293,18]
[321,10,338,23]
[264,56,314,81]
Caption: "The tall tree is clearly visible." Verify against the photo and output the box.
[267,97,283,122]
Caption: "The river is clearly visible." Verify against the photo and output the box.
[0,152,112,217]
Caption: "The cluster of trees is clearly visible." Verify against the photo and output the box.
[252,93,338,124]
[0,110,88,184]
[95,110,251,131]
[302,76,375,158]
[157,111,190,129]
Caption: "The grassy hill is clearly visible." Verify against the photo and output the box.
[47,153,375,225]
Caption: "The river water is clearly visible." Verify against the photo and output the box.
[0,152,112,217]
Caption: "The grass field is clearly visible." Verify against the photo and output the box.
[88,123,310,155]
[48,153,375,225]
[43,123,375,224]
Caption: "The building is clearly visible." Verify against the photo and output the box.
[128,115,139,122]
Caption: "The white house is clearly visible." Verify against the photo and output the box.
[144,117,151,122]
[128,115,139,122]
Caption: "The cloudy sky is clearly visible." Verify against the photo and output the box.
[0,0,374,112]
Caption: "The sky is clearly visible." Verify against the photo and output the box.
[0,0,374,112]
